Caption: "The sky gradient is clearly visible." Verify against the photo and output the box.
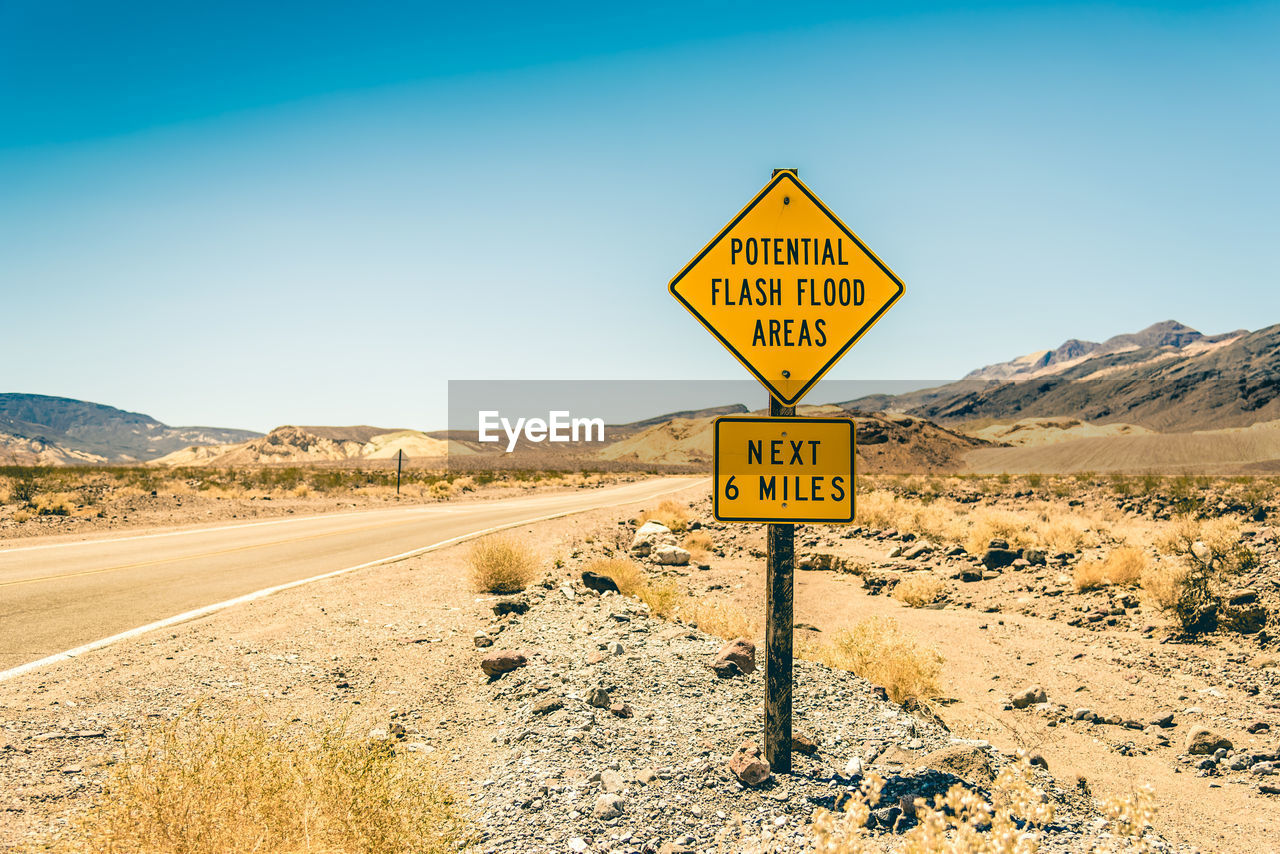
[2,1,1277,432]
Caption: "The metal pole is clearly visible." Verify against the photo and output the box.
[764,166,799,774]
[396,449,403,495]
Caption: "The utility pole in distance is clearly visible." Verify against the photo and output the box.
[396,449,403,495]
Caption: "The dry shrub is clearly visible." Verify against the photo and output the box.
[12,509,32,523]
[1073,546,1147,591]
[964,509,1032,554]
[682,531,714,560]
[811,761,1055,854]
[467,535,538,593]
[892,575,946,608]
[34,492,77,516]
[429,481,453,499]
[1039,518,1092,553]
[638,499,690,533]
[681,598,759,641]
[50,714,465,854]
[291,483,311,498]
[1140,561,1188,612]
[803,616,943,705]
[587,558,679,617]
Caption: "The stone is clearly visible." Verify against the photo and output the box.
[631,521,674,555]
[569,838,590,853]
[1024,547,1048,565]
[1185,726,1232,755]
[713,638,756,675]
[1011,685,1047,709]
[581,571,619,593]
[843,756,864,778]
[658,844,692,854]
[1150,713,1175,728]
[903,542,933,560]
[728,740,771,786]
[711,660,743,679]
[601,769,625,793]
[958,567,984,582]
[1247,721,1271,734]
[917,744,995,787]
[586,687,611,709]
[493,598,530,617]
[609,702,634,718]
[593,793,625,819]
[1073,708,1093,721]
[887,545,904,558]
[652,545,691,566]
[982,548,1020,570]
[792,733,819,755]
[473,630,494,648]
[636,767,658,784]
[480,650,528,678]
[532,696,564,715]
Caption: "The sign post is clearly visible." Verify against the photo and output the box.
[668,167,903,775]
[766,394,795,772]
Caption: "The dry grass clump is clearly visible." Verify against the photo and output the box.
[1073,546,1148,591]
[429,480,454,499]
[964,509,1033,554]
[587,558,680,617]
[638,499,691,533]
[681,530,714,561]
[49,714,466,854]
[802,616,943,705]
[681,598,759,641]
[467,535,539,593]
[1140,561,1189,612]
[892,575,946,608]
[1040,518,1094,553]
[34,491,77,516]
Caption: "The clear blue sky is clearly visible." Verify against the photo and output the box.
[2,1,1276,432]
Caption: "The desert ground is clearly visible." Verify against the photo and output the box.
[3,470,1277,853]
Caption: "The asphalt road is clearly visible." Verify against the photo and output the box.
[0,477,696,673]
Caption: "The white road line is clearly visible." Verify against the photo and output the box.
[0,478,703,684]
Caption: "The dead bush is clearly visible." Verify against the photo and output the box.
[467,535,539,593]
[681,598,759,641]
[801,616,943,705]
[891,575,946,608]
[588,558,679,617]
[638,499,691,533]
[1073,546,1147,591]
[681,530,714,561]
[48,713,466,854]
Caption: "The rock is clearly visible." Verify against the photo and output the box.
[1024,548,1048,565]
[1228,589,1258,605]
[843,756,864,778]
[1247,721,1271,734]
[473,630,494,648]
[631,521,674,555]
[988,538,1009,550]
[1224,606,1267,634]
[1011,685,1047,709]
[728,740,771,786]
[982,548,1020,570]
[586,687,612,709]
[658,844,692,854]
[581,571,619,593]
[608,702,633,718]
[601,769,625,793]
[711,660,743,679]
[532,696,564,715]
[957,567,984,582]
[1185,726,1232,755]
[1073,708,1094,721]
[480,650,528,678]
[917,744,995,787]
[903,542,933,560]
[1027,752,1048,770]
[798,553,849,571]
[609,641,625,656]
[652,545,691,566]
[569,838,590,853]
[887,545,904,559]
[636,767,658,784]
[593,793,625,819]
[713,638,756,675]
[493,598,530,617]
[792,733,819,755]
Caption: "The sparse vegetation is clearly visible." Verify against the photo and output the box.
[588,558,681,617]
[467,535,539,593]
[680,598,759,641]
[47,712,466,854]
[681,530,714,561]
[638,499,691,533]
[892,574,946,607]
[801,616,943,705]
[1074,546,1148,591]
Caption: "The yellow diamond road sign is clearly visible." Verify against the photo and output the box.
[714,416,855,523]
[670,171,904,406]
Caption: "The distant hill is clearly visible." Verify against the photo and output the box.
[850,321,1280,433]
[0,394,260,464]
[151,425,451,466]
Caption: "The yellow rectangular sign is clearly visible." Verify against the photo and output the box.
[713,416,855,523]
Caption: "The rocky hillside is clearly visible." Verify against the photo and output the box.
[853,322,1280,432]
[151,425,450,466]
[0,394,260,464]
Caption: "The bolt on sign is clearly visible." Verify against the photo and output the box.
[669,171,905,406]
[713,416,855,523]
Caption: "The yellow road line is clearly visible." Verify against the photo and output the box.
[0,516,431,589]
